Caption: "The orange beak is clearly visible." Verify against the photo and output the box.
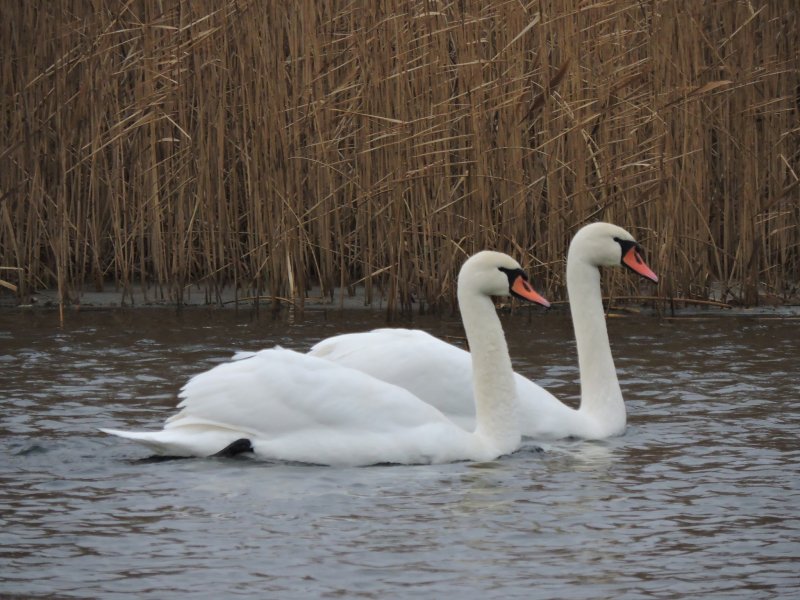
[622,245,659,283]
[511,275,551,308]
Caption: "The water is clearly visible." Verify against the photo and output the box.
[1,307,798,599]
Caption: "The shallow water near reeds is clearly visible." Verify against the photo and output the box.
[1,307,798,599]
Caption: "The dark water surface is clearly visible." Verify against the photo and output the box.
[1,307,798,599]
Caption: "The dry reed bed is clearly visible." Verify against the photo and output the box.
[1,0,798,313]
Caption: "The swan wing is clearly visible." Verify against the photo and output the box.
[172,347,451,431]
[309,329,479,427]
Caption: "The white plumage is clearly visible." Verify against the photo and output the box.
[310,223,659,440]
[102,250,550,466]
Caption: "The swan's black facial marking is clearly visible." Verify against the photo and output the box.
[498,266,531,300]
[213,438,254,458]
[614,237,644,271]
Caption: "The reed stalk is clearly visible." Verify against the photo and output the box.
[1,1,797,312]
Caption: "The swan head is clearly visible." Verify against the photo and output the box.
[569,222,659,282]
[458,251,550,307]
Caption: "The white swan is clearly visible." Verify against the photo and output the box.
[101,251,550,466]
[309,222,658,440]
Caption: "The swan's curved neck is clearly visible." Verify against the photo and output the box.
[458,289,520,453]
[566,256,625,427]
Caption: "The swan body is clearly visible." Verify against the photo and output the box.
[309,222,659,440]
[102,251,549,466]
[310,328,588,439]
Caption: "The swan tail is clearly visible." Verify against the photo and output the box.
[99,427,248,458]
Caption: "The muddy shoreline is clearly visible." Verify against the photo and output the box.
[4,285,799,318]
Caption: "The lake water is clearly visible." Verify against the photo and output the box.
[1,307,798,599]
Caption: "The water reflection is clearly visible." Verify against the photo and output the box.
[0,309,798,598]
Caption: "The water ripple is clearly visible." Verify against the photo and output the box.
[0,310,798,599]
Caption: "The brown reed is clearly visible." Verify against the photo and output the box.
[1,0,798,314]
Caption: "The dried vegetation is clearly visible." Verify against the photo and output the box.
[1,1,798,312]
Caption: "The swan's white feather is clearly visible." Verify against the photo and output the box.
[107,348,497,466]
[308,223,655,441]
[102,250,542,466]
[309,329,597,439]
